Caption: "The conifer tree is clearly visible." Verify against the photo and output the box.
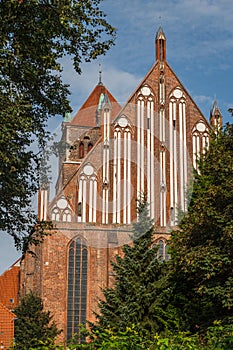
[169,122,233,332]
[14,292,61,349]
[95,195,169,335]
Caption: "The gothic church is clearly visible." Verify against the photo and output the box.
[19,27,222,342]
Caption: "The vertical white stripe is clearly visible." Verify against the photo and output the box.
[150,102,155,220]
[44,191,48,220]
[93,180,97,223]
[89,180,93,222]
[147,101,151,217]
[102,148,106,223]
[169,102,174,225]
[179,102,184,211]
[127,132,131,224]
[117,131,121,223]
[137,100,141,197]
[196,135,200,173]
[140,100,144,193]
[183,103,187,210]
[113,131,117,223]
[173,111,177,224]
[123,131,127,224]
[159,107,166,227]
[193,135,197,170]
[160,151,163,226]
[105,189,108,224]
[82,179,86,222]
[163,151,166,225]
[197,135,200,160]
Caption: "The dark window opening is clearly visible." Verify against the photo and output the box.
[147,118,151,129]
[157,239,170,261]
[79,142,84,158]
[78,202,82,217]
[67,238,88,343]
[87,143,93,152]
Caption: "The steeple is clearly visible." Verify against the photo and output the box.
[98,63,103,86]
[210,99,222,131]
[155,26,166,62]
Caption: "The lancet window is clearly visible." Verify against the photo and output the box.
[157,239,170,261]
[51,207,60,221]
[77,164,97,223]
[67,237,88,342]
[192,121,209,171]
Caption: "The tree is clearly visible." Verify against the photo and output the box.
[94,196,174,336]
[14,292,61,349]
[169,122,233,332]
[0,0,115,248]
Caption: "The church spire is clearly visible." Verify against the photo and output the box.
[98,63,103,85]
[210,99,222,131]
[155,26,166,62]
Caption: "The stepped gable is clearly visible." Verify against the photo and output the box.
[71,83,121,127]
[0,260,20,310]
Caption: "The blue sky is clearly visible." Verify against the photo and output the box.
[1,0,233,274]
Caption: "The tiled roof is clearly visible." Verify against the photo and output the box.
[71,84,121,127]
[0,302,16,348]
[0,260,20,310]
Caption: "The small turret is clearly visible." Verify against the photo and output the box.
[155,26,166,62]
[210,100,222,132]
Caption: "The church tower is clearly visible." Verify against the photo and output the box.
[210,99,223,131]
[20,27,212,343]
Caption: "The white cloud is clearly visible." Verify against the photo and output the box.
[61,59,142,113]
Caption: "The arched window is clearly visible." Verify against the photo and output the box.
[79,142,84,158]
[51,207,60,221]
[157,239,170,261]
[157,240,164,261]
[87,143,93,152]
[67,238,88,343]
[62,208,72,222]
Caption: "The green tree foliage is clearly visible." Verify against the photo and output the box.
[94,196,170,336]
[0,0,115,247]
[169,122,233,332]
[14,292,61,349]
[65,323,233,350]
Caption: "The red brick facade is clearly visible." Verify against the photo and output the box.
[19,27,222,343]
[0,261,19,348]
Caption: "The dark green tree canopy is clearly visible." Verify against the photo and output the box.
[0,0,115,247]
[14,292,61,349]
[169,123,233,331]
[95,197,173,336]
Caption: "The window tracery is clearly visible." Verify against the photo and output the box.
[192,121,209,170]
[67,237,88,342]
[156,239,170,261]
[51,207,60,221]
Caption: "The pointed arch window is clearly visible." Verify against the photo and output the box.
[62,208,72,222]
[156,239,170,261]
[79,142,84,159]
[87,143,93,152]
[192,122,209,170]
[51,207,60,221]
[67,238,88,343]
